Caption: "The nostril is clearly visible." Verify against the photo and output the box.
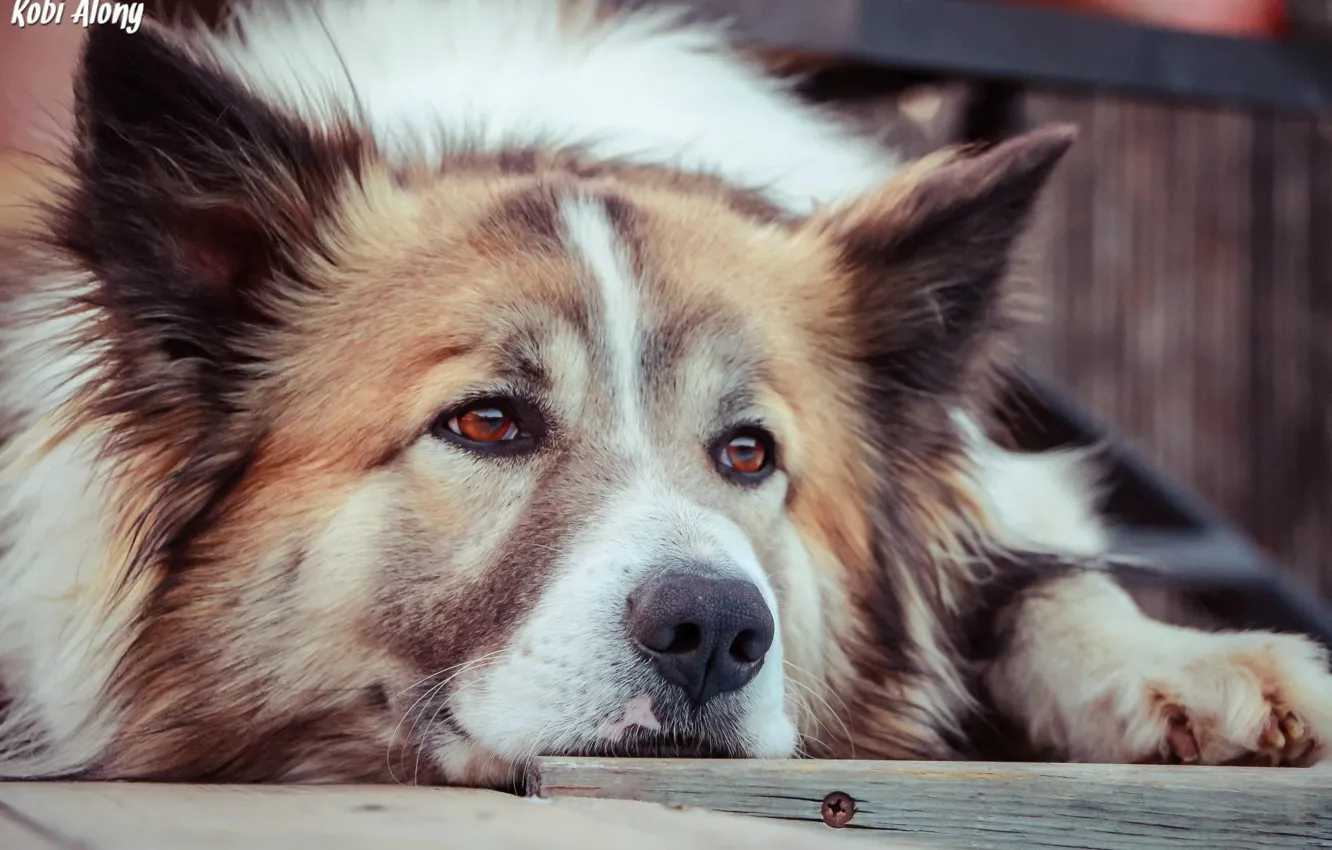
[665,623,702,654]
[637,622,703,655]
[729,629,764,664]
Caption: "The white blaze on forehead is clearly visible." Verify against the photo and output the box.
[558,196,649,453]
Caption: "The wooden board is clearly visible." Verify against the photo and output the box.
[0,782,905,850]
[0,798,61,850]
[7,761,1324,850]
[535,758,1332,849]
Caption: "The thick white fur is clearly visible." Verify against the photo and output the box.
[988,572,1332,764]
[194,0,900,215]
[0,0,1109,777]
[562,197,652,454]
[0,274,153,776]
[951,410,1109,559]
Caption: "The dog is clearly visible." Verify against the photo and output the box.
[1,0,1329,787]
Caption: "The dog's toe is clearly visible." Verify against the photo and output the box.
[1275,708,1322,766]
[1163,710,1200,764]
[1138,634,1332,767]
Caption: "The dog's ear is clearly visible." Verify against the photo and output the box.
[56,22,373,577]
[810,125,1075,400]
[63,22,364,394]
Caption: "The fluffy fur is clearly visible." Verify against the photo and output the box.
[0,0,1328,785]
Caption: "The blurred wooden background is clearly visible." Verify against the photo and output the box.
[1022,94,1332,602]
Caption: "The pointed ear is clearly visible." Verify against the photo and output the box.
[811,124,1075,399]
[64,22,364,374]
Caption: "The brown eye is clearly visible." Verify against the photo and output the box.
[449,407,517,443]
[714,428,776,484]
[432,396,543,456]
[723,436,766,474]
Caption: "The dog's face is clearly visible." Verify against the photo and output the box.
[235,174,836,774]
[109,166,858,782]
[36,24,1071,783]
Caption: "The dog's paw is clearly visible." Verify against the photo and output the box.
[982,572,1332,767]
[1126,631,1332,767]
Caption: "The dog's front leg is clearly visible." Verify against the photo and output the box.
[984,569,1332,766]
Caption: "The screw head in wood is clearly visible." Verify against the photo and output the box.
[821,791,856,828]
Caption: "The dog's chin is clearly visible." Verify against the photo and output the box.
[542,702,799,761]
[554,729,749,760]
[434,711,797,787]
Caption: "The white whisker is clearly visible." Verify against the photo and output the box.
[387,650,508,785]
[784,660,855,758]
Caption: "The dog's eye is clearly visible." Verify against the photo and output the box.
[451,407,518,443]
[714,428,776,484]
[431,397,541,456]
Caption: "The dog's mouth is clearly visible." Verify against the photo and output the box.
[562,690,755,759]
[437,701,751,765]
[417,676,770,781]
[427,718,745,794]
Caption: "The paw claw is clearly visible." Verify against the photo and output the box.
[1259,714,1286,751]
[1106,633,1331,768]
[1275,710,1323,766]
[1137,645,1328,768]
[1166,714,1200,764]
[1280,713,1305,743]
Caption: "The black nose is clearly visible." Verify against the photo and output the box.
[625,572,775,707]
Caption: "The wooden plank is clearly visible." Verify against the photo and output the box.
[1187,107,1254,526]
[535,758,1332,849]
[0,800,62,850]
[0,782,890,850]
